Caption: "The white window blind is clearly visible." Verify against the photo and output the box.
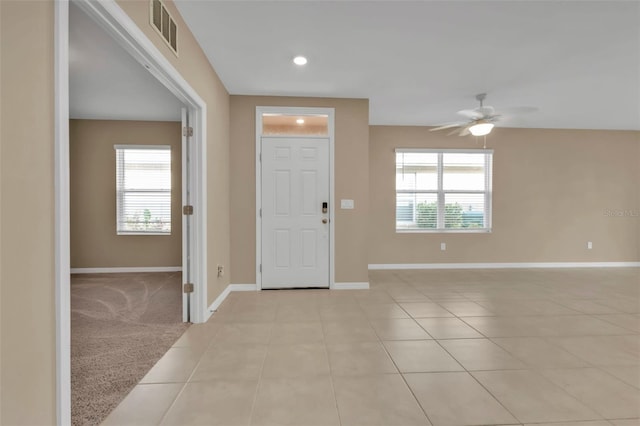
[396,149,493,232]
[115,145,171,235]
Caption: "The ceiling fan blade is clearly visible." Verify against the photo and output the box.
[430,122,463,132]
[458,126,471,136]
[457,109,483,119]
[446,127,463,136]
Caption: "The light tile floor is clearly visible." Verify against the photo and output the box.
[103,268,640,426]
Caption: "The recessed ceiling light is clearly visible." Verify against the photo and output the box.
[293,56,308,66]
[296,118,305,124]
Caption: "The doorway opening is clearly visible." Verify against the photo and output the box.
[55,0,208,423]
[255,107,335,290]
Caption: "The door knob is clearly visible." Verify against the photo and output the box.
[322,218,328,224]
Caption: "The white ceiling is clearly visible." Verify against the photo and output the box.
[69,3,183,122]
[175,0,640,130]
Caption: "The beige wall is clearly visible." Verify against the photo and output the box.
[637,140,640,258]
[369,126,640,264]
[0,1,2,420]
[70,120,182,268]
[1,1,56,424]
[230,96,370,284]
[0,0,230,423]
[116,0,231,305]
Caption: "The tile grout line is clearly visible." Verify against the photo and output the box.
[246,319,274,426]
[396,285,550,425]
[417,323,524,425]
[375,334,436,426]
[155,382,189,426]
[447,299,628,423]
[157,304,229,424]
[323,325,345,426]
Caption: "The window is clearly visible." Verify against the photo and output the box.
[396,149,493,232]
[261,113,329,136]
[115,145,171,235]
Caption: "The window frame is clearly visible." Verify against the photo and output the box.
[395,148,493,233]
[114,144,172,236]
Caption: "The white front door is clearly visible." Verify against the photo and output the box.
[261,137,330,289]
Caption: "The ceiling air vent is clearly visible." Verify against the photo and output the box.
[150,0,178,55]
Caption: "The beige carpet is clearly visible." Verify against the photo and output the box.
[71,272,189,426]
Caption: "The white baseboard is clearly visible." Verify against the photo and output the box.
[228,284,259,292]
[206,283,258,321]
[70,266,182,274]
[368,262,640,270]
[333,282,370,290]
[204,281,372,321]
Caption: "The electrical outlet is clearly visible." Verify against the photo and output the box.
[217,265,224,277]
[440,242,446,251]
[587,241,593,250]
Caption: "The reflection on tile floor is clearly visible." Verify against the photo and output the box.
[103,268,640,426]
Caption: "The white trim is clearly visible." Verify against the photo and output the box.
[255,107,336,291]
[395,148,493,233]
[57,0,209,423]
[368,262,640,270]
[257,135,330,140]
[206,285,231,320]
[54,1,71,424]
[70,266,182,274]
[395,148,495,154]
[334,282,370,290]
[396,229,492,234]
[114,143,172,237]
[229,284,259,291]
[206,284,258,321]
[71,0,208,321]
[115,232,172,236]
[113,144,170,150]
[180,107,190,322]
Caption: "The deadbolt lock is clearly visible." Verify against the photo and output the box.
[322,202,328,214]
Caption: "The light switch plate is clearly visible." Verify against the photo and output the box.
[340,199,354,209]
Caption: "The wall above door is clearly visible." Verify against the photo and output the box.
[70,3,183,121]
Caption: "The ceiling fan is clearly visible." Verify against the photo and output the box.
[430,93,536,137]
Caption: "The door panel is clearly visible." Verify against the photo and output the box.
[274,170,291,215]
[301,230,317,267]
[275,230,290,267]
[262,137,330,288]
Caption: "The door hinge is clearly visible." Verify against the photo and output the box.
[259,264,262,272]
[183,126,193,137]
[259,208,262,217]
[183,283,194,293]
[183,205,194,215]
[259,153,261,162]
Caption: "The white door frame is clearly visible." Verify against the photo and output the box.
[55,1,208,423]
[255,106,335,290]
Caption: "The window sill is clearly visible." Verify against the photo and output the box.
[396,228,492,234]
[117,232,172,236]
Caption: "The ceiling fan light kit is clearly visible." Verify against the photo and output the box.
[469,121,494,136]
[430,93,536,139]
